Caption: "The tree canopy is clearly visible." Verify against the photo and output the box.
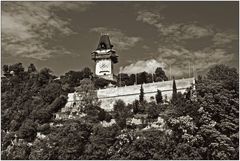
[1,63,238,160]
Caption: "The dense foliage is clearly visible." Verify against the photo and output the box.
[117,67,168,86]
[1,63,239,160]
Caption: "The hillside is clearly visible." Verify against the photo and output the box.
[1,63,239,160]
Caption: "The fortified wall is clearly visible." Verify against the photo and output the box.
[62,77,195,112]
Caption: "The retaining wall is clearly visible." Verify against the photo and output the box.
[63,77,195,111]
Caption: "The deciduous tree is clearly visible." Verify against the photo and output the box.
[155,67,168,82]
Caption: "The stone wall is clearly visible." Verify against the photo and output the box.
[62,77,195,111]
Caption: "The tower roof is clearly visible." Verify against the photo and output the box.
[96,35,113,50]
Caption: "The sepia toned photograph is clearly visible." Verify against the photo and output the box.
[1,1,239,160]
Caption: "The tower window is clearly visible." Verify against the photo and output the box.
[101,43,106,49]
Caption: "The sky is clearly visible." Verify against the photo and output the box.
[1,1,239,78]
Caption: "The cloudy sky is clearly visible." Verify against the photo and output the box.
[2,1,239,78]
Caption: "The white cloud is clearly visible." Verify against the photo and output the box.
[120,46,235,78]
[132,10,236,78]
[157,46,234,77]
[158,23,214,42]
[90,27,142,50]
[120,59,166,74]
[181,24,213,39]
[2,2,94,60]
[212,32,238,46]
[136,10,213,41]
[136,11,164,25]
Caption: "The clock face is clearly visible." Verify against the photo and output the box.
[100,63,109,70]
[96,60,112,75]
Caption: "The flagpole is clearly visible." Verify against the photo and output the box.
[119,69,121,87]
[170,64,172,80]
[135,73,137,85]
[189,61,191,78]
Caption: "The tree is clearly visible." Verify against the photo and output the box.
[155,67,168,82]
[2,62,238,160]
[138,72,147,84]
[197,75,203,82]
[29,137,53,160]
[76,78,99,108]
[110,130,175,160]
[132,100,140,114]
[113,100,130,129]
[1,62,70,159]
[171,78,177,104]
[207,64,239,92]
[31,109,52,124]
[38,68,52,85]
[82,67,92,79]
[196,76,238,159]
[139,84,144,103]
[128,74,136,85]
[39,82,62,103]
[98,109,106,121]
[166,65,239,160]
[94,78,109,89]
[207,64,237,81]
[37,123,51,134]
[84,125,120,159]
[105,112,112,122]
[18,119,37,141]
[6,141,31,160]
[47,95,68,113]
[149,73,154,83]
[8,63,24,76]
[64,70,83,87]
[29,120,92,160]
[28,63,37,73]
[2,64,9,74]
[55,121,92,160]
[77,78,95,93]
[156,90,163,104]
[118,73,129,86]
[185,87,192,100]
[146,102,159,119]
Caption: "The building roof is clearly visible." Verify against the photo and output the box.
[92,35,118,63]
[96,35,113,50]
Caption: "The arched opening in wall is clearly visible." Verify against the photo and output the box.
[100,43,107,49]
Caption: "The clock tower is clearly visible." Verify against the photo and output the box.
[91,35,118,81]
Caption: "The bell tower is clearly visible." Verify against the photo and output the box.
[91,35,118,81]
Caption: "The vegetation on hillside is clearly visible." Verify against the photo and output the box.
[1,63,239,160]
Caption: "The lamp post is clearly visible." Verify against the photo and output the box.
[189,61,191,78]
[119,69,122,87]
[169,63,172,80]
[135,73,138,85]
